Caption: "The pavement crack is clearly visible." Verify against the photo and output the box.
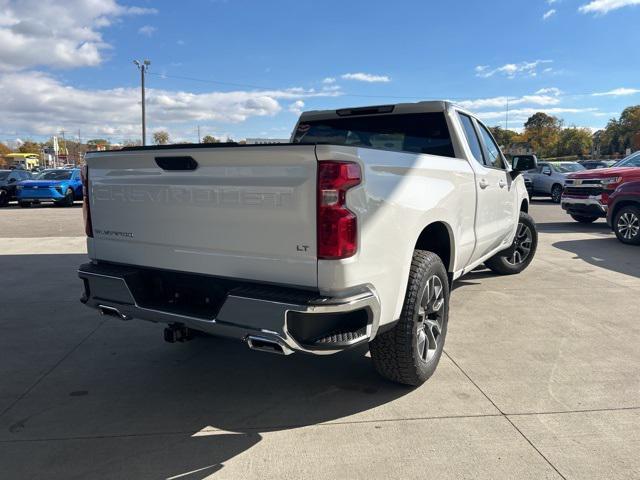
[443,350,568,480]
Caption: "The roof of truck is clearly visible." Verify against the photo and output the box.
[298,101,454,121]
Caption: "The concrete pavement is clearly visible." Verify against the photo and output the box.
[0,201,638,479]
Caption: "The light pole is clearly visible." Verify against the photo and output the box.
[133,59,151,145]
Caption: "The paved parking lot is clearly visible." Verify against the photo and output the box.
[0,201,638,479]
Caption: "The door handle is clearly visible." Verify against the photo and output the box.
[479,178,489,189]
[498,180,506,188]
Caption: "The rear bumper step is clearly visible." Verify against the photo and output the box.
[78,262,380,355]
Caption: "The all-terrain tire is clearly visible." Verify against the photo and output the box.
[369,250,449,386]
[485,211,538,275]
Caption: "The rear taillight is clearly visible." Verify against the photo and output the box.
[317,161,361,259]
[81,164,93,237]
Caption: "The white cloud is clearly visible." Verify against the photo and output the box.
[341,72,391,83]
[456,93,562,110]
[322,77,336,84]
[592,87,640,96]
[477,107,598,121]
[535,87,563,96]
[579,0,640,14]
[547,0,557,4]
[543,9,557,19]
[288,100,305,115]
[475,60,553,79]
[0,72,341,139]
[138,25,156,36]
[0,0,156,71]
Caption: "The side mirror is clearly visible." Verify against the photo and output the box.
[542,167,552,176]
[8,178,16,184]
[511,156,538,173]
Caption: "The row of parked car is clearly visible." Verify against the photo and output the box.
[0,167,83,208]
[513,152,640,245]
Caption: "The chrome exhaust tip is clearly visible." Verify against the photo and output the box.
[246,335,294,355]
[97,304,132,321]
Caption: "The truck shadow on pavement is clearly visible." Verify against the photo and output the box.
[0,254,412,480]
[535,221,612,235]
[552,237,640,279]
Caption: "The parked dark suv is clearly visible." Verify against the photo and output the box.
[607,180,640,245]
[0,169,32,207]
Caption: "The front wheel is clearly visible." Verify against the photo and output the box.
[0,189,8,207]
[613,205,640,245]
[570,214,599,224]
[56,189,74,207]
[370,250,449,386]
[18,201,32,208]
[485,211,538,275]
[551,184,563,203]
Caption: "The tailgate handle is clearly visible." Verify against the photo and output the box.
[155,156,198,171]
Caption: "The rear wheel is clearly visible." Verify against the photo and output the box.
[613,205,640,245]
[0,189,8,207]
[551,184,563,203]
[370,250,449,386]
[18,201,31,208]
[570,214,599,224]
[485,211,538,275]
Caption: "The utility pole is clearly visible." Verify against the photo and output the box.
[505,97,510,131]
[197,125,201,144]
[134,59,151,145]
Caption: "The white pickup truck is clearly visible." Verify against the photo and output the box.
[78,101,537,385]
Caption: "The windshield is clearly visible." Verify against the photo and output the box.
[613,152,640,168]
[36,170,73,180]
[553,163,585,173]
[0,172,9,180]
[292,112,455,157]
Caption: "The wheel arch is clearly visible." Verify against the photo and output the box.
[414,221,455,276]
[611,199,640,222]
[520,198,529,213]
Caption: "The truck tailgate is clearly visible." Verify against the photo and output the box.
[87,145,318,288]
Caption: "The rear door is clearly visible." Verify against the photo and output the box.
[468,118,516,260]
[88,145,319,288]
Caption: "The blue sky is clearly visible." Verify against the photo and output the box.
[1,0,639,144]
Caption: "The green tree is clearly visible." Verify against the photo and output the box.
[18,140,42,154]
[202,135,219,144]
[488,126,519,148]
[557,128,593,157]
[153,131,170,145]
[523,112,562,157]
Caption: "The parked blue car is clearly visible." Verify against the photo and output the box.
[17,168,83,207]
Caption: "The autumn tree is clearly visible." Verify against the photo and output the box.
[488,126,519,148]
[18,140,42,154]
[557,128,593,157]
[153,131,170,145]
[202,135,219,144]
[0,142,11,156]
[523,112,562,157]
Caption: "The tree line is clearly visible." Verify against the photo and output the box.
[489,105,640,159]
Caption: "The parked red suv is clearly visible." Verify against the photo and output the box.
[607,180,640,245]
[561,152,640,223]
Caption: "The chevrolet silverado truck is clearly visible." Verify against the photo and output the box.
[562,151,640,223]
[78,101,536,386]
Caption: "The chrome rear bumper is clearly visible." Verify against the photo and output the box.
[78,262,380,355]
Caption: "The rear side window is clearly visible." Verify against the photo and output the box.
[293,112,455,157]
[458,113,484,165]
[477,123,506,169]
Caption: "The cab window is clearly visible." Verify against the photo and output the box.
[457,113,484,165]
[477,123,506,170]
